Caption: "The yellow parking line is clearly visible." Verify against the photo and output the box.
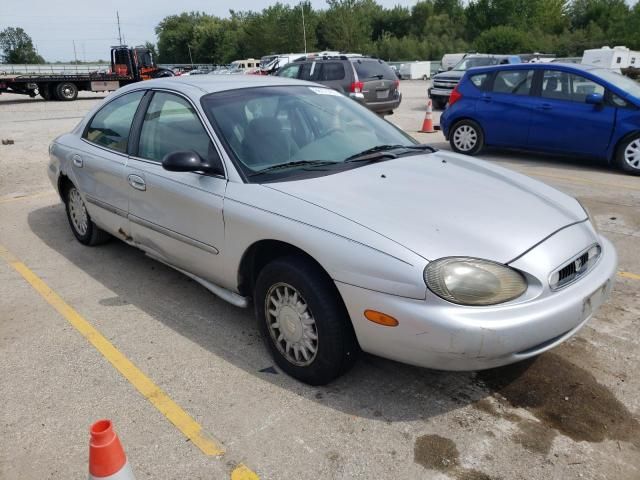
[619,271,640,281]
[231,464,260,480]
[0,190,56,204]
[0,244,224,457]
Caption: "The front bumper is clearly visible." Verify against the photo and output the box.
[336,232,617,371]
[428,87,453,100]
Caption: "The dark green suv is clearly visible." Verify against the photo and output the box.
[276,55,402,115]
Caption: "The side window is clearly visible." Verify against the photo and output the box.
[138,92,215,164]
[542,71,605,102]
[299,62,315,80]
[279,64,300,78]
[318,63,346,81]
[469,73,489,90]
[609,92,630,108]
[84,91,144,153]
[492,70,533,95]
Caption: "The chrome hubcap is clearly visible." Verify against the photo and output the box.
[624,139,640,170]
[453,125,478,152]
[68,188,88,235]
[61,85,74,98]
[265,282,318,366]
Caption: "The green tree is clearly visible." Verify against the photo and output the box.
[0,27,44,63]
[475,25,533,53]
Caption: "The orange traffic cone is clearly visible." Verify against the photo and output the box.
[420,100,436,133]
[88,420,135,480]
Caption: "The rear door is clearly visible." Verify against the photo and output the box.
[76,90,145,235]
[353,59,398,104]
[527,69,616,156]
[315,62,348,93]
[472,68,536,147]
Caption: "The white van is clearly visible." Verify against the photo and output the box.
[230,59,260,73]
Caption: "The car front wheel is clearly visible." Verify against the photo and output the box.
[65,186,110,245]
[450,119,485,155]
[254,255,358,385]
[615,134,640,176]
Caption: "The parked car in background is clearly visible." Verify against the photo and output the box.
[429,54,522,109]
[48,75,616,384]
[582,46,640,71]
[439,53,467,72]
[398,61,431,80]
[440,63,640,175]
[276,55,402,115]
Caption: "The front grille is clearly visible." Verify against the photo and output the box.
[550,244,601,290]
[433,81,458,89]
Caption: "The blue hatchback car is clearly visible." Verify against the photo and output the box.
[440,63,640,175]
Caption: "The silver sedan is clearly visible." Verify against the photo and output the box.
[48,76,617,385]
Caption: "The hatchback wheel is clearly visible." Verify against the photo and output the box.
[450,119,484,155]
[65,186,110,245]
[616,134,640,176]
[254,255,358,385]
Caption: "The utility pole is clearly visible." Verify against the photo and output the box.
[117,11,123,45]
[188,45,194,66]
[73,40,78,64]
[301,2,307,54]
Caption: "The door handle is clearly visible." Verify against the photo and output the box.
[481,96,492,102]
[127,174,146,191]
[72,154,83,168]
[537,103,552,110]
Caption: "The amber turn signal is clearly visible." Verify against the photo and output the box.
[364,310,399,327]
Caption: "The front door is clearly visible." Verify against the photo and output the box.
[125,90,228,285]
[527,69,616,156]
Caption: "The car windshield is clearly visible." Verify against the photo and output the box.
[201,86,418,181]
[453,57,500,71]
[593,68,640,99]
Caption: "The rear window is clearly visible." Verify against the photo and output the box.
[353,60,395,80]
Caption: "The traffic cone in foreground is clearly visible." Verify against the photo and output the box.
[420,100,436,133]
[88,419,135,480]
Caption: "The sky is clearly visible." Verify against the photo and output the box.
[0,0,424,62]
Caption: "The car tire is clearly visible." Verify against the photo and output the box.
[55,82,78,101]
[449,119,485,155]
[615,133,640,176]
[39,84,52,100]
[254,255,359,385]
[64,186,110,246]
[431,98,446,110]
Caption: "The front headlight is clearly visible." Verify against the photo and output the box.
[424,257,527,306]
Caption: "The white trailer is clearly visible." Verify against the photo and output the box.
[581,46,640,71]
[398,61,431,80]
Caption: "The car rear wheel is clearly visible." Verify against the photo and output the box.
[431,98,447,110]
[254,255,358,385]
[615,134,640,176]
[450,119,484,155]
[65,186,110,245]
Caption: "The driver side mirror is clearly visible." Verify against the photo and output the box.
[586,93,604,105]
[162,151,224,176]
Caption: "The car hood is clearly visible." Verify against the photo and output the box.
[267,152,586,264]
[433,71,464,81]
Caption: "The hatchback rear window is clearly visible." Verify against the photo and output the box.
[354,60,394,80]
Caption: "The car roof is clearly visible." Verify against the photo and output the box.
[467,62,601,74]
[117,74,319,96]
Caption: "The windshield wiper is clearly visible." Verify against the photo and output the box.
[344,144,436,163]
[249,160,337,176]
